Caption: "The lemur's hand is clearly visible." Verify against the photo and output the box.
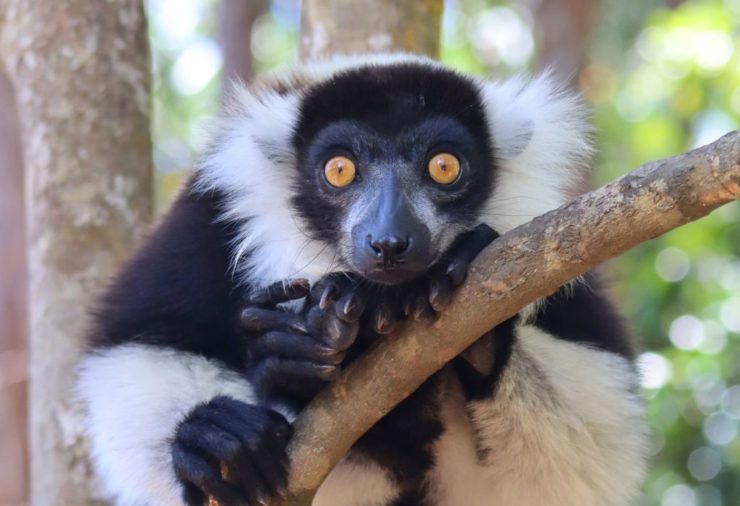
[172,396,292,506]
[241,275,366,406]
[400,224,498,322]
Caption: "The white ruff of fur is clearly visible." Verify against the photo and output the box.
[76,344,256,506]
[196,52,591,299]
[479,74,593,233]
[430,326,648,506]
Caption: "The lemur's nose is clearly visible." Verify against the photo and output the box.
[368,234,411,265]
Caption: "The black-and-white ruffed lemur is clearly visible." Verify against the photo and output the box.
[77,53,648,506]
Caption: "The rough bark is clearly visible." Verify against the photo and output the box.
[276,131,740,504]
[0,1,153,504]
[299,0,443,60]
[0,66,29,506]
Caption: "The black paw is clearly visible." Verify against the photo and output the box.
[241,275,367,406]
[400,224,498,322]
[172,396,292,506]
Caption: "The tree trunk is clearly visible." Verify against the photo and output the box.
[299,0,443,60]
[0,66,29,506]
[219,0,266,89]
[0,1,154,504]
[534,0,596,83]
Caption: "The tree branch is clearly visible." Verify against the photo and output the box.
[276,130,740,505]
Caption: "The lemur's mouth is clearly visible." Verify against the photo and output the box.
[357,262,429,286]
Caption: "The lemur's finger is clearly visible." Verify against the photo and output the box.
[402,287,422,317]
[372,303,399,335]
[173,446,244,506]
[323,312,360,350]
[318,281,339,310]
[247,279,310,307]
[445,259,470,288]
[224,452,267,505]
[177,421,263,504]
[429,276,453,312]
[410,294,436,323]
[260,357,340,383]
[202,407,291,502]
[247,430,290,500]
[457,224,498,261]
[240,307,308,334]
[443,224,498,287]
[305,306,359,351]
[309,274,343,310]
[335,284,367,322]
[254,331,345,365]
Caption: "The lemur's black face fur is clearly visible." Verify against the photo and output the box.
[291,65,496,284]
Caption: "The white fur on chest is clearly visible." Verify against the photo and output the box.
[429,325,648,506]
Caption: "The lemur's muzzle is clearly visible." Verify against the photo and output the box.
[351,181,431,285]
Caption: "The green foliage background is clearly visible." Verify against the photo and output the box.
[146,0,740,504]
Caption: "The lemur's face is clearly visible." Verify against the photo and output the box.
[291,65,496,285]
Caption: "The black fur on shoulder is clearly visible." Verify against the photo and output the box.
[534,271,636,359]
[88,177,248,370]
[452,270,634,402]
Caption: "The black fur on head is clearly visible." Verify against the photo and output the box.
[289,63,496,284]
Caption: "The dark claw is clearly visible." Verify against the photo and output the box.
[373,304,398,335]
[411,295,436,323]
[318,281,339,310]
[335,287,366,322]
[322,314,359,350]
[173,446,244,506]
[428,277,453,312]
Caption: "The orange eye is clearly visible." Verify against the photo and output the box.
[324,156,357,188]
[428,153,461,185]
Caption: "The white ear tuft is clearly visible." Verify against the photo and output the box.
[479,73,593,233]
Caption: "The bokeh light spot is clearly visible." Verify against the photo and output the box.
[662,483,697,506]
[703,412,738,445]
[656,247,690,282]
[170,38,222,96]
[688,446,722,481]
[669,315,705,350]
[719,297,740,332]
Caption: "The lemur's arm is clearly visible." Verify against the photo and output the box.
[77,180,365,506]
